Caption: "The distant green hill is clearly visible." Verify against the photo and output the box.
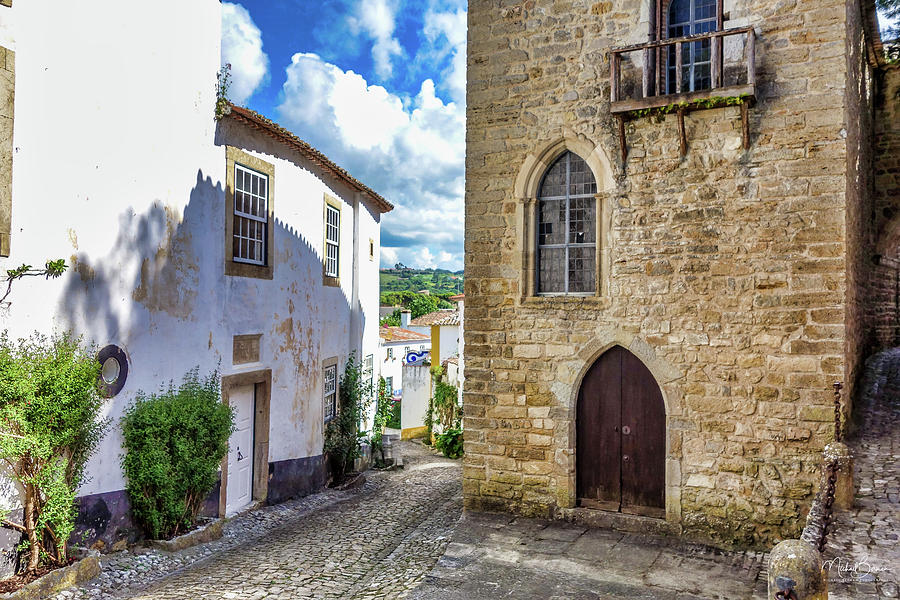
[380,267,463,304]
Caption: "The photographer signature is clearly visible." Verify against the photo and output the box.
[823,556,891,581]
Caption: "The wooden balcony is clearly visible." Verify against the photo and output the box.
[609,26,756,115]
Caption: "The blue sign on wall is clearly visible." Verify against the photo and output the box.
[404,350,429,366]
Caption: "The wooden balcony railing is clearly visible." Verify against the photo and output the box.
[609,26,756,114]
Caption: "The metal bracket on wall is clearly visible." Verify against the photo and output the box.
[741,102,750,150]
[617,115,627,166]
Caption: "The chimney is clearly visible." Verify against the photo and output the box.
[400,310,411,328]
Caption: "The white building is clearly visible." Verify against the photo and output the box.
[0,0,390,556]
[408,309,461,365]
[378,325,429,398]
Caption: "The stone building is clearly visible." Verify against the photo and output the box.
[463,0,894,547]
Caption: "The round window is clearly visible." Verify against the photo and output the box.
[101,356,120,384]
[97,345,128,398]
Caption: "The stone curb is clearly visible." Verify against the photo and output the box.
[0,551,100,600]
[147,519,225,553]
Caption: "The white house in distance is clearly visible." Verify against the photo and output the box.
[379,324,429,398]
[408,307,461,365]
[0,0,389,560]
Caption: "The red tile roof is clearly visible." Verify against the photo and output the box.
[223,104,393,214]
[409,309,459,327]
[379,327,430,343]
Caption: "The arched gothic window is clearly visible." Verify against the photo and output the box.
[666,0,717,93]
[537,152,597,294]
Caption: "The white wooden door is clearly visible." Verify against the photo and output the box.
[226,384,255,516]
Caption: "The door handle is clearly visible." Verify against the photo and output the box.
[237,447,245,461]
[614,426,619,432]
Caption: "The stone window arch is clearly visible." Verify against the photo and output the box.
[536,152,597,294]
[514,138,615,298]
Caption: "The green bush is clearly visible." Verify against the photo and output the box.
[370,377,393,465]
[324,354,372,483]
[434,428,463,459]
[387,399,401,429]
[0,332,107,572]
[121,368,233,540]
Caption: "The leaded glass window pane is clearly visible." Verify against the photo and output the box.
[538,247,566,293]
[666,0,718,94]
[569,247,596,293]
[536,151,597,295]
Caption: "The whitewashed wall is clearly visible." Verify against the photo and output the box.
[0,0,383,511]
[379,339,429,396]
[0,0,224,498]
[400,363,430,435]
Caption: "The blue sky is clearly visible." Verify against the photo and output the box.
[221,0,467,271]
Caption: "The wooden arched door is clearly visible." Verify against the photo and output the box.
[577,346,666,518]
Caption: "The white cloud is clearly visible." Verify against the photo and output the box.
[423,8,467,104]
[221,2,269,105]
[277,51,465,271]
[347,0,403,80]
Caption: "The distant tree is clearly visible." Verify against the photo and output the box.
[394,262,407,270]
[408,294,440,319]
[380,309,401,327]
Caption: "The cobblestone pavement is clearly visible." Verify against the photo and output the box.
[409,511,768,600]
[54,441,461,600]
[826,348,900,600]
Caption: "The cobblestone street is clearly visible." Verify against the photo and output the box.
[119,443,460,600]
[53,442,461,600]
[827,348,900,599]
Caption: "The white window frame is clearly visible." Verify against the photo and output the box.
[325,204,340,278]
[387,347,394,360]
[364,354,374,386]
[233,163,268,266]
[323,364,337,422]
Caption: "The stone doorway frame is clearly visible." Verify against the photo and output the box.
[219,369,271,516]
[565,332,685,525]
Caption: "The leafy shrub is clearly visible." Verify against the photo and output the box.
[324,354,372,483]
[370,377,393,465]
[426,365,460,443]
[387,399,401,429]
[434,428,463,459]
[121,368,233,540]
[0,332,107,572]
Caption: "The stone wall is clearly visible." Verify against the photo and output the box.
[843,0,878,421]
[0,45,12,257]
[464,0,873,548]
[870,66,900,351]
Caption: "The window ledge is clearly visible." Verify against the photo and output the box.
[520,295,612,309]
[323,275,340,288]
[610,84,755,115]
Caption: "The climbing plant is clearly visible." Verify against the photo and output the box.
[370,376,393,466]
[214,64,232,120]
[1,259,67,308]
[323,353,373,482]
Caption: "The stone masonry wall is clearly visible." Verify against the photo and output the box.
[843,0,877,421]
[0,45,12,257]
[870,66,900,351]
[464,0,868,548]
